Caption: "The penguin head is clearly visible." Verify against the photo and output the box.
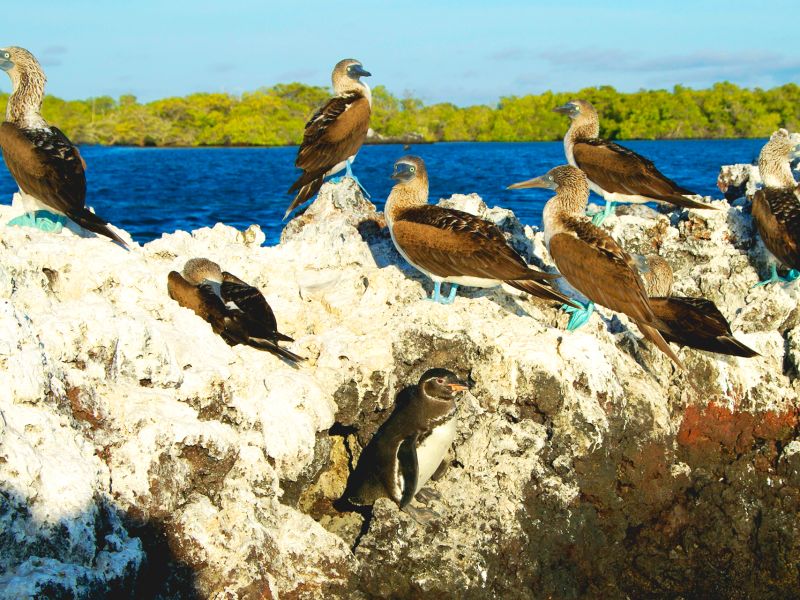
[418,368,470,401]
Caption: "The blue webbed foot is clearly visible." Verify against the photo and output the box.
[751,264,794,288]
[562,300,595,330]
[588,201,617,226]
[787,269,799,282]
[424,283,458,304]
[345,158,370,198]
[7,211,67,233]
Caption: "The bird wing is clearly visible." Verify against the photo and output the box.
[752,188,800,270]
[549,221,660,325]
[0,121,86,218]
[392,205,559,282]
[168,272,242,340]
[572,138,712,209]
[395,433,420,509]
[294,92,371,174]
[221,275,293,343]
[649,296,758,358]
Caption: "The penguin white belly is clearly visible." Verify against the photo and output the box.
[413,416,457,497]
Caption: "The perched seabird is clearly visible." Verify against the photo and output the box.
[167,258,303,364]
[632,254,758,358]
[508,165,685,370]
[750,132,800,286]
[285,59,372,217]
[552,99,717,225]
[343,368,469,524]
[386,156,578,306]
[0,47,125,245]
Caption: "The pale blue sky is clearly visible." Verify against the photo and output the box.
[3,0,799,106]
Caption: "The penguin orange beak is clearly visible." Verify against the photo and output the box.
[447,380,470,391]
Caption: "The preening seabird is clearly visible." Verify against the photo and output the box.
[167,258,303,364]
[552,99,717,225]
[0,47,125,245]
[386,156,578,306]
[508,165,686,370]
[632,254,758,358]
[285,59,372,217]
[750,131,800,286]
[343,368,469,524]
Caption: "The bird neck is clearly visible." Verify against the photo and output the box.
[567,115,599,142]
[6,68,47,128]
[385,178,429,225]
[760,158,796,189]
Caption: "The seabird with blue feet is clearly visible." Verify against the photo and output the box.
[633,254,758,358]
[168,258,303,364]
[285,59,372,217]
[508,165,686,370]
[387,156,578,306]
[552,99,717,226]
[0,47,125,245]
[750,131,800,287]
[343,368,470,525]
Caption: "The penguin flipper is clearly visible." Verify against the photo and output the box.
[397,433,419,509]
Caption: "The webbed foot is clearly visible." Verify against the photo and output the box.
[424,282,458,304]
[562,300,595,330]
[587,201,617,226]
[752,264,795,288]
[7,210,67,233]
[402,503,441,526]
[414,487,442,505]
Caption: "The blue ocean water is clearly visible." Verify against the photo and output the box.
[0,140,767,246]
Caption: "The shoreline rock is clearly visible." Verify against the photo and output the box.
[0,171,798,599]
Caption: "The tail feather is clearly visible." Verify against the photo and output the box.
[636,321,687,371]
[75,209,127,247]
[248,337,305,365]
[659,195,720,211]
[506,279,582,308]
[285,176,325,218]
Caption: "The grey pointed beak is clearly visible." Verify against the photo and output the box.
[507,174,558,190]
[552,103,576,115]
[0,58,14,72]
[350,65,371,79]
[390,162,415,183]
[630,254,651,274]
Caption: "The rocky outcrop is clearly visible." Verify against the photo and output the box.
[0,168,798,599]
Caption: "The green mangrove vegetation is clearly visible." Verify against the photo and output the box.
[2,82,798,146]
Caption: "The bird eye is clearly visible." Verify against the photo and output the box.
[437,378,445,384]
[410,166,415,172]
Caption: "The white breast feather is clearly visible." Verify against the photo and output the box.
[413,416,457,497]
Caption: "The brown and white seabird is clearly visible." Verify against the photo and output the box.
[167,258,303,364]
[552,99,717,225]
[632,254,758,357]
[750,131,800,286]
[285,59,372,217]
[0,47,125,245]
[343,368,469,524]
[387,156,578,306]
[508,165,686,370]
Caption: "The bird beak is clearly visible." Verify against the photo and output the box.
[390,163,415,183]
[552,103,576,116]
[789,143,800,160]
[507,175,558,190]
[446,379,470,391]
[349,65,371,79]
[202,278,223,299]
[0,58,14,72]
[630,254,650,274]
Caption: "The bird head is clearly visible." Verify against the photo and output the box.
[332,59,370,93]
[419,368,471,401]
[390,155,427,185]
[552,99,594,120]
[0,46,46,91]
[507,164,587,193]
[182,258,223,296]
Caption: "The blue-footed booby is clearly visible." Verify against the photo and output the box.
[0,47,125,245]
[343,368,469,525]
[552,99,717,225]
[508,165,686,370]
[632,254,758,358]
[168,258,303,364]
[750,132,800,286]
[386,156,579,306]
[285,59,371,217]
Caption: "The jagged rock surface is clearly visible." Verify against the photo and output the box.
[0,173,798,599]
